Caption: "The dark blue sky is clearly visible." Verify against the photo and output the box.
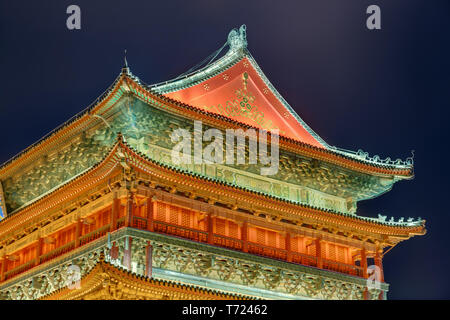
[1,0,449,299]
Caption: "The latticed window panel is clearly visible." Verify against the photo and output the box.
[290,237,298,252]
[328,244,337,261]
[181,208,191,228]
[337,246,347,263]
[256,228,265,245]
[169,207,178,225]
[321,244,327,259]
[215,218,226,235]
[280,234,286,250]
[156,202,167,221]
[307,242,316,256]
[268,230,276,248]
[228,221,238,238]
[155,202,197,229]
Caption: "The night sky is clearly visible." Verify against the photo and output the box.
[1,1,449,299]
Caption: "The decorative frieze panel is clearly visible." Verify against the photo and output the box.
[147,143,349,213]
[2,134,110,213]
[142,238,379,300]
[107,236,371,300]
[108,229,386,300]
[0,248,104,300]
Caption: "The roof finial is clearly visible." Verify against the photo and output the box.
[124,49,128,68]
[122,49,130,74]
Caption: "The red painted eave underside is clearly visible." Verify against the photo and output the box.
[164,57,325,148]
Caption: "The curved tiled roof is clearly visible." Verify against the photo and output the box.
[150,25,414,172]
[1,133,425,237]
[0,27,413,179]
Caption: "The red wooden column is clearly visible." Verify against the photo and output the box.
[75,219,82,248]
[285,232,292,262]
[207,214,214,244]
[315,238,323,268]
[145,242,153,277]
[241,221,248,253]
[125,193,134,228]
[35,237,43,266]
[0,256,6,282]
[361,248,368,278]
[361,247,369,300]
[110,192,119,231]
[374,248,384,282]
[146,197,154,232]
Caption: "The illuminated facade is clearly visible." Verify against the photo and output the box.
[0,26,425,300]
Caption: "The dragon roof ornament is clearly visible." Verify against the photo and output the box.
[328,148,415,169]
[375,214,424,227]
[227,24,247,52]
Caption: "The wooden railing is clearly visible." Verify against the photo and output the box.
[132,216,148,230]
[79,224,110,247]
[151,221,362,278]
[291,251,318,267]
[153,220,208,243]
[40,241,76,265]
[248,242,288,261]
[213,233,243,250]
[4,260,36,281]
[1,215,365,284]
[323,258,363,277]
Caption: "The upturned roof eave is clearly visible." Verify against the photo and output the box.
[0,70,129,177]
[0,134,424,234]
